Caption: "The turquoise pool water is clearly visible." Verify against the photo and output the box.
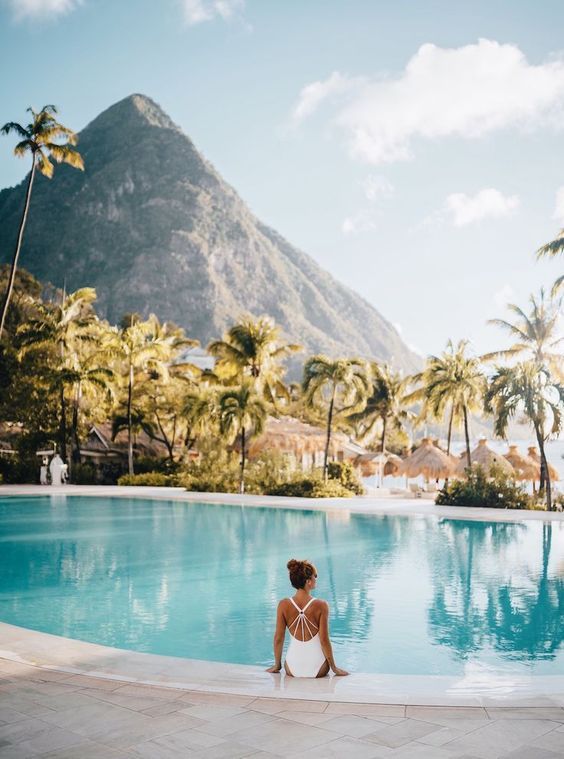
[0,495,563,676]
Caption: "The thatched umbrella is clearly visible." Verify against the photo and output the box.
[247,416,348,461]
[398,438,454,480]
[384,453,403,476]
[503,445,538,481]
[456,439,514,477]
[527,446,560,481]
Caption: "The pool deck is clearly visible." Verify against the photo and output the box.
[1,485,564,756]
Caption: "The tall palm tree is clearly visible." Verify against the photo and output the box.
[0,106,84,337]
[219,382,267,493]
[537,231,564,296]
[302,356,370,479]
[183,385,221,450]
[208,316,301,405]
[408,340,485,467]
[485,362,564,510]
[484,289,563,380]
[117,315,180,475]
[350,363,413,451]
[18,288,98,460]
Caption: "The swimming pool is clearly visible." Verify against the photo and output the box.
[0,495,563,677]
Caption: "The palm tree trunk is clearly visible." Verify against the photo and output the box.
[323,388,336,482]
[463,405,471,467]
[0,160,36,338]
[240,426,246,494]
[127,362,134,476]
[71,382,82,465]
[535,425,552,510]
[59,384,67,461]
[380,416,387,453]
[445,404,454,488]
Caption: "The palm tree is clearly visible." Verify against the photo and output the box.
[219,382,267,493]
[484,289,563,380]
[302,356,370,479]
[408,340,485,467]
[183,385,221,450]
[537,231,564,296]
[485,362,564,510]
[18,287,98,460]
[208,316,301,405]
[350,363,413,452]
[0,106,84,337]
[117,315,181,475]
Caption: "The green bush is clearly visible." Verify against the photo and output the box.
[71,462,98,485]
[266,475,354,498]
[181,443,241,493]
[327,460,365,495]
[134,456,180,475]
[436,465,533,510]
[117,472,179,487]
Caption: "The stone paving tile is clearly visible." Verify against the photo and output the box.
[0,705,28,724]
[391,744,462,758]
[140,700,185,717]
[289,734,392,758]
[272,709,337,727]
[444,718,562,759]
[40,741,133,758]
[0,695,55,718]
[59,673,123,690]
[415,725,469,747]
[316,714,391,738]
[129,725,227,757]
[406,706,489,720]
[93,712,210,749]
[193,709,278,738]
[527,727,564,753]
[111,683,186,700]
[79,687,183,712]
[177,690,256,707]
[2,725,84,757]
[503,747,563,759]
[227,717,341,756]
[485,707,564,722]
[324,702,406,719]
[247,698,328,714]
[364,718,443,748]
[194,740,263,758]
[178,703,248,721]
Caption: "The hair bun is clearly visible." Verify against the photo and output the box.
[287,559,301,571]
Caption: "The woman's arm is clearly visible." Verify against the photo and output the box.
[318,601,348,676]
[265,600,286,672]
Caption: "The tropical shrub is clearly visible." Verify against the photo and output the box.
[327,460,365,494]
[71,462,98,485]
[266,475,354,498]
[117,472,179,486]
[436,465,533,510]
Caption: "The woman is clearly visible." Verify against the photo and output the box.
[266,559,349,678]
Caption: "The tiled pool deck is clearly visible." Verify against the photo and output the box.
[1,485,564,757]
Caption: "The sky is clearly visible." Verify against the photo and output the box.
[0,0,563,358]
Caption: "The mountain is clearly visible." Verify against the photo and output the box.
[0,94,420,372]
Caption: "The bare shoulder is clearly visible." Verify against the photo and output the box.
[313,598,329,613]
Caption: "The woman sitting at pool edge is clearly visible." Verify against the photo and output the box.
[266,559,349,678]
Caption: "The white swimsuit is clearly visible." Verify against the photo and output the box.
[284,597,327,678]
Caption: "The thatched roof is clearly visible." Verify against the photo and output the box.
[503,445,538,481]
[456,439,514,477]
[398,438,454,479]
[527,446,560,481]
[248,416,349,458]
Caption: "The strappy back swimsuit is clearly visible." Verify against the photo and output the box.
[284,597,327,678]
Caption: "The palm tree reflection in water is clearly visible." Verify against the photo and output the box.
[428,519,564,664]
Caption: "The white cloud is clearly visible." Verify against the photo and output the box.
[363,174,394,201]
[493,284,515,310]
[552,186,564,224]
[291,71,355,125]
[291,39,564,164]
[441,188,519,226]
[5,0,80,20]
[342,209,378,235]
[181,0,244,25]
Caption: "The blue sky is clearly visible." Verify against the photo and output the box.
[0,0,563,357]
